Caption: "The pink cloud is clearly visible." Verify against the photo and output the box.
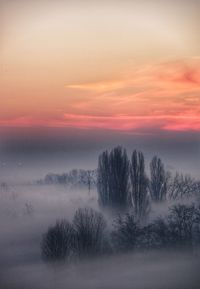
[0,111,200,132]
[1,59,200,133]
[155,60,200,85]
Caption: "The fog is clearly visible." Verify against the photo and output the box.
[0,184,97,261]
[0,127,200,183]
[1,251,200,289]
[0,180,199,288]
[0,128,200,288]
[0,183,96,285]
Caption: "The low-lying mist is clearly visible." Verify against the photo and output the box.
[0,141,200,288]
[1,250,200,289]
[0,181,199,289]
[0,184,97,270]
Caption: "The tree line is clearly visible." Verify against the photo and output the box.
[41,204,200,263]
[37,147,199,208]
[41,146,200,264]
[37,169,97,192]
[97,146,199,220]
[41,208,108,263]
[98,146,168,220]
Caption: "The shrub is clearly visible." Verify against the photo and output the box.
[73,208,107,258]
[41,220,75,263]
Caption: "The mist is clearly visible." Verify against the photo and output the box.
[0,127,200,183]
[0,171,199,288]
[1,0,200,286]
[1,250,200,289]
[0,127,200,288]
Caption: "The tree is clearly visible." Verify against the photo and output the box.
[168,204,195,248]
[193,204,200,246]
[112,213,140,252]
[150,218,170,248]
[112,215,170,252]
[97,146,130,212]
[138,218,170,249]
[73,208,107,258]
[130,150,150,221]
[108,146,130,211]
[168,173,199,200]
[79,169,97,192]
[97,150,110,206]
[41,220,75,263]
[86,170,91,194]
[149,156,168,202]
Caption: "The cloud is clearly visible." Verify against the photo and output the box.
[155,60,200,85]
[62,113,200,132]
[162,118,200,131]
[65,80,125,92]
[63,59,200,132]
[1,59,199,132]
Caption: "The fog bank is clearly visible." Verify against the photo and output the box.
[1,251,199,289]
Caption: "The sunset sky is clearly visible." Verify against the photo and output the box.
[1,0,200,133]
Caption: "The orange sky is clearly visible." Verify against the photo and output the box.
[1,0,200,133]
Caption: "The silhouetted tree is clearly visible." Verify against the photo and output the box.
[79,169,97,192]
[0,182,8,192]
[97,147,130,211]
[41,220,75,263]
[97,150,110,206]
[138,218,170,249]
[112,215,170,252]
[73,208,107,258]
[193,204,200,246]
[149,156,168,202]
[150,218,171,248]
[108,147,130,211]
[86,170,91,194]
[168,173,199,200]
[194,204,200,224]
[24,202,34,216]
[42,169,97,188]
[130,150,150,221]
[112,213,140,252]
[168,204,195,248]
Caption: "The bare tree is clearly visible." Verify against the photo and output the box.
[97,150,110,206]
[150,218,170,248]
[168,204,195,248]
[79,169,97,192]
[86,170,91,194]
[149,156,168,202]
[23,202,34,216]
[130,150,150,221]
[138,218,170,249]
[97,147,130,212]
[193,204,200,246]
[112,215,170,252]
[41,220,75,263]
[168,173,199,200]
[73,208,107,258]
[42,169,97,189]
[112,213,140,252]
[108,146,130,211]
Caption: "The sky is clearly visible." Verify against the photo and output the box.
[1,0,200,134]
[1,3,200,287]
